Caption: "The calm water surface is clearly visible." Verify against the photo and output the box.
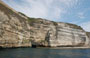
[0,48,90,58]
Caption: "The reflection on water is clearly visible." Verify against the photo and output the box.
[0,48,90,58]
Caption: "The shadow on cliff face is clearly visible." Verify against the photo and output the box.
[31,40,47,48]
[0,46,3,50]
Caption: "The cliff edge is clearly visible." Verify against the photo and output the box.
[0,0,31,48]
[0,0,90,48]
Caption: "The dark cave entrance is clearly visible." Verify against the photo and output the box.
[31,44,37,48]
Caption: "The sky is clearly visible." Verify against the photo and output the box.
[2,0,90,32]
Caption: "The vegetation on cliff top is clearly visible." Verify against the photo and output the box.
[66,23,83,29]
[0,3,27,22]
[18,12,83,29]
[0,3,14,19]
[18,12,27,17]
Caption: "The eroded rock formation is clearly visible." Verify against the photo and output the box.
[29,19,89,47]
[0,0,90,48]
[0,0,31,48]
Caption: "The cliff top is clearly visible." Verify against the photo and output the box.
[0,1,27,23]
[0,0,84,30]
[0,0,17,13]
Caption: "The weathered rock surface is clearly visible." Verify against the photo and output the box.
[0,0,31,48]
[29,19,89,47]
[0,0,90,48]
[86,32,90,46]
[86,32,90,39]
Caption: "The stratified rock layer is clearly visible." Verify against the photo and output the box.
[46,23,89,47]
[86,32,90,46]
[29,19,89,47]
[0,0,31,48]
[0,0,90,48]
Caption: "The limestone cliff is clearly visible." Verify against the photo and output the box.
[0,0,90,48]
[86,32,90,39]
[29,19,89,47]
[0,0,31,48]
[86,32,90,46]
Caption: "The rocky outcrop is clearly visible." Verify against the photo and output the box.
[29,19,89,47]
[0,0,90,48]
[86,32,90,46]
[0,0,31,48]
[86,32,90,39]
[47,23,89,47]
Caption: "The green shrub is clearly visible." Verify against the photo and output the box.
[18,12,26,16]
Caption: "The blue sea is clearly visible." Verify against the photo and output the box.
[0,48,90,58]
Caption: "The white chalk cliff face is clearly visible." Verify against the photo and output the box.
[0,0,90,48]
